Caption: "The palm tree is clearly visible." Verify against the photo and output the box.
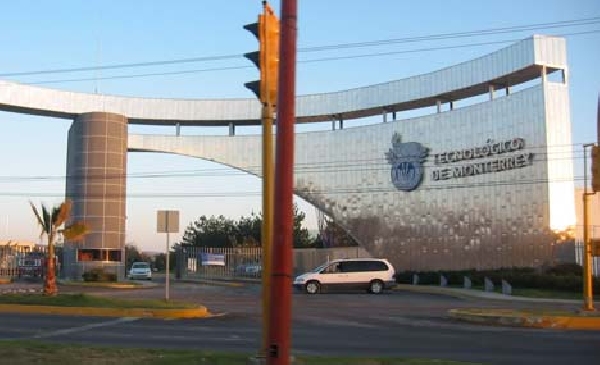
[30,200,89,296]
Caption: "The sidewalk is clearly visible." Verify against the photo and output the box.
[57,279,159,290]
[394,284,600,330]
[394,284,586,304]
[179,276,260,287]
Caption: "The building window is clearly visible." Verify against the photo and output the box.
[77,249,122,262]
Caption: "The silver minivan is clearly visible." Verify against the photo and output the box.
[293,258,395,294]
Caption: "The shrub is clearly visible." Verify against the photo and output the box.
[545,263,583,276]
[395,264,600,293]
[82,267,117,282]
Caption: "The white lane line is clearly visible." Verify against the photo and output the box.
[32,317,139,339]
[300,316,378,329]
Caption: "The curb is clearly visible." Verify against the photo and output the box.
[0,303,211,319]
[393,284,474,300]
[179,278,258,287]
[58,281,159,290]
[1,288,43,295]
[448,308,600,330]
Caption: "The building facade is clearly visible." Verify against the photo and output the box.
[0,35,576,276]
[131,78,576,271]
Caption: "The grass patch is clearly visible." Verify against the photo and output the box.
[0,294,197,309]
[0,341,479,365]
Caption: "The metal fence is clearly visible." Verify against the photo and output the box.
[180,246,263,280]
[0,245,47,278]
[574,241,600,276]
[178,246,371,281]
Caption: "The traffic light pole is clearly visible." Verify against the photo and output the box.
[583,142,595,311]
[261,100,274,354]
[268,0,296,364]
[242,2,279,358]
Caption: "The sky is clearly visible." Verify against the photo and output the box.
[0,0,598,252]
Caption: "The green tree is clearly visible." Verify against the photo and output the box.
[234,212,262,247]
[181,204,313,249]
[154,252,176,272]
[125,244,145,269]
[30,200,89,296]
[292,204,313,248]
[182,215,237,248]
[318,217,358,248]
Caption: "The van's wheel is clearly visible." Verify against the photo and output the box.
[305,281,320,294]
[369,280,384,294]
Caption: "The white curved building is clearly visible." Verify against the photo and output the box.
[0,35,576,277]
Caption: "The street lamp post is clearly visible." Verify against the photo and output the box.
[582,142,595,311]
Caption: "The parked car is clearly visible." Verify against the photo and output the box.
[18,252,45,277]
[234,263,262,277]
[293,258,395,294]
[128,261,152,280]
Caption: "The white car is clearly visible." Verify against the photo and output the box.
[128,262,152,280]
[293,258,395,294]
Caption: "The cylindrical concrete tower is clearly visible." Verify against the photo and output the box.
[64,112,128,280]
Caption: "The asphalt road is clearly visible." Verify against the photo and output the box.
[1,282,599,364]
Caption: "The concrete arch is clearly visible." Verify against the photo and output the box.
[128,77,576,271]
[30,35,573,277]
[0,35,565,125]
[127,134,331,217]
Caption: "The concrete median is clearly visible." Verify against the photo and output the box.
[0,303,211,319]
[449,308,600,330]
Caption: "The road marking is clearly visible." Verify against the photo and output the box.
[300,316,377,329]
[146,334,253,342]
[31,317,139,339]
[293,348,325,356]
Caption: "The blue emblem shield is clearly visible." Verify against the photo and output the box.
[385,133,428,192]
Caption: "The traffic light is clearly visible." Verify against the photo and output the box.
[244,3,279,105]
[592,146,600,193]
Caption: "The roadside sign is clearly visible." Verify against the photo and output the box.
[157,210,179,233]
[156,210,179,301]
[199,253,226,266]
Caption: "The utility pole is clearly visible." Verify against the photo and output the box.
[582,96,600,311]
[268,0,297,364]
[583,143,596,311]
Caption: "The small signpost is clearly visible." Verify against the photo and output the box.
[157,210,179,301]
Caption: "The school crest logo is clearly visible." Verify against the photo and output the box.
[385,133,428,192]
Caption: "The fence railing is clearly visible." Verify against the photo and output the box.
[178,246,371,281]
[574,241,600,276]
[0,245,47,278]
[181,246,263,280]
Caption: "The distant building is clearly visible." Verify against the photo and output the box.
[0,240,39,252]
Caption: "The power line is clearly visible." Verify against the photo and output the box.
[0,140,589,183]
[299,16,600,52]
[301,30,600,64]
[0,154,588,183]
[1,16,598,80]
[22,29,600,86]
[0,174,590,199]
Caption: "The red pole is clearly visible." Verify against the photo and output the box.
[268,0,296,364]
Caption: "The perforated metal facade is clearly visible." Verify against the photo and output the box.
[130,80,575,271]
